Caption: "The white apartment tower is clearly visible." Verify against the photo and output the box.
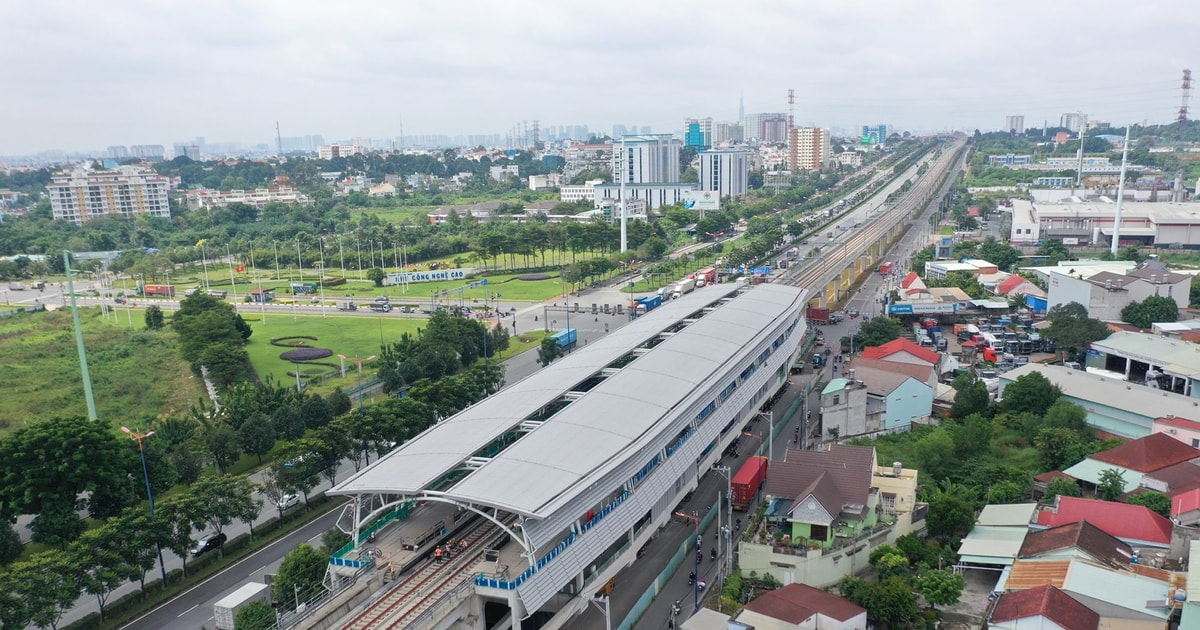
[611,135,681,184]
[1060,112,1087,133]
[787,127,831,171]
[48,167,171,224]
[1005,115,1025,134]
[699,149,749,199]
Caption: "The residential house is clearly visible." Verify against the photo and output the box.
[738,446,921,588]
[1063,431,1200,492]
[739,583,867,630]
[1152,416,1200,448]
[859,338,939,369]
[995,274,1046,301]
[989,584,1100,630]
[367,182,396,197]
[1034,496,1173,548]
[843,358,935,432]
[957,503,1039,567]
[819,378,870,439]
[997,559,1180,627]
[899,272,928,297]
[1047,260,1191,320]
[1017,521,1132,570]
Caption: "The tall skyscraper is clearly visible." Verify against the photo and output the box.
[699,149,749,198]
[612,135,681,184]
[1060,112,1087,133]
[744,113,789,143]
[713,122,744,144]
[47,166,171,224]
[107,146,129,159]
[788,127,831,171]
[1005,115,1025,134]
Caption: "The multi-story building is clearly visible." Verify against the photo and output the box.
[317,144,365,160]
[560,179,605,203]
[861,124,890,143]
[743,113,788,143]
[107,146,129,159]
[185,187,313,211]
[611,135,681,184]
[712,122,744,144]
[1005,115,1026,134]
[788,127,831,171]
[1061,112,1087,133]
[699,149,749,198]
[129,145,166,160]
[48,166,171,224]
[593,182,697,210]
[683,117,713,149]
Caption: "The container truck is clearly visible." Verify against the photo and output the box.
[878,261,894,275]
[697,267,716,287]
[805,306,830,324]
[632,295,663,318]
[213,582,270,630]
[141,284,176,297]
[732,456,768,510]
[671,280,695,299]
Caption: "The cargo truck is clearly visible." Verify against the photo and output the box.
[805,306,830,324]
[732,456,768,510]
[632,295,663,318]
[368,302,392,312]
[696,267,716,287]
[141,284,175,297]
[878,261,893,275]
[671,280,695,299]
[213,582,270,630]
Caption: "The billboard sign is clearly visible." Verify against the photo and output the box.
[384,268,475,285]
[682,190,720,212]
[889,302,958,315]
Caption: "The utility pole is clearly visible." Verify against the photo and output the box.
[1111,125,1132,257]
[65,250,98,421]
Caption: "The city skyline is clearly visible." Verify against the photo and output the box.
[1,0,1194,155]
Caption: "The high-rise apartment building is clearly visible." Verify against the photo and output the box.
[129,145,165,160]
[712,122,744,144]
[48,166,171,224]
[743,113,789,143]
[861,124,890,143]
[107,146,129,159]
[1060,112,1087,133]
[612,135,681,184]
[1004,115,1025,134]
[699,149,749,199]
[317,144,366,159]
[788,127,831,171]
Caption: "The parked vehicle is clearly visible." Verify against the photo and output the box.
[732,456,769,510]
[805,307,830,324]
[697,267,717,287]
[878,262,893,275]
[671,280,695,299]
[277,494,300,510]
[141,284,175,297]
[632,295,663,317]
[8,282,26,291]
[213,582,270,630]
[192,532,227,557]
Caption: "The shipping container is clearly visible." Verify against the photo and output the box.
[732,456,769,510]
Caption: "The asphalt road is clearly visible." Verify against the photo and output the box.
[123,505,343,630]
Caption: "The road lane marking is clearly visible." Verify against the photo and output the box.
[177,604,198,617]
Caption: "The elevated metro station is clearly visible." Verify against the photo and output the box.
[327,282,808,629]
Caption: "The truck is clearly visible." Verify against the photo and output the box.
[213,582,271,630]
[368,301,392,312]
[878,261,894,275]
[697,267,716,287]
[671,280,695,299]
[805,306,830,324]
[142,284,175,297]
[7,282,25,291]
[732,456,769,510]
[632,295,663,318]
[336,300,358,311]
[550,328,577,348]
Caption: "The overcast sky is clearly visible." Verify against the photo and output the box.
[2,0,1195,154]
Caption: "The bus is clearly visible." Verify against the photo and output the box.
[878,262,894,275]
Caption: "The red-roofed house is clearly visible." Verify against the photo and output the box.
[1035,496,1172,548]
[1153,415,1200,448]
[1063,432,1200,492]
[859,338,939,367]
[995,275,1046,299]
[739,583,867,630]
[1172,488,1200,526]
[989,584,1099,630]
[900,272,928,296]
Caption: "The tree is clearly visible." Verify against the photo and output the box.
[1127,491,1171,518]
[919,568,966,609]
[273,543,326,609]
[1042,399,1089,435]
[1043,302,1111,359]
[10,549,81,630]
[913,427,957,481]
[1042,477,1082,502]
[1037,238,1071,264]
[235,600,276,630]
[206,426,243,475]
[239,418,276,465]
[1034,427,1089,471]
[925,482,976,541]
[999,372,1060,416]
[258,467,290,521]
[949,413,994,458]
[854,317,903,348]
[977,237,1021,271]
[188,473,262,541]
[144,304,165,330]
[0,521,21,565]
[537,337,563,367]
[1097,468,1126,501]
[29,500,86,548]
[157,495,201,575]
[321,528,351,556]
[366,267,385,287]
[987,480,1028,504]
[1121,294,1179,329]
[949,376,990,419]
[70,525,129,620]
[871,577,920,628]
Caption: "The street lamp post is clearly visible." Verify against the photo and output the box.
[711,465,733,579]
[121,426,169,585]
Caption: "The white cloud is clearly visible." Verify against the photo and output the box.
[1,0,1195,153]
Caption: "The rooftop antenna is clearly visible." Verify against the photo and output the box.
[275,121,282,156]
[1110,125,1132,257]
[1180,69,1193,122]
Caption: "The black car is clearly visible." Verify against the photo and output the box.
[191,532,227,557]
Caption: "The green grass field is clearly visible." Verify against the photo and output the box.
[0,309,203,432]
[242,314,425,390]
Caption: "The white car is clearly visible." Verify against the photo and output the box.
[277,494,301,510]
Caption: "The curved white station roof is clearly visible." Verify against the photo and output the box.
[331,283,805,519]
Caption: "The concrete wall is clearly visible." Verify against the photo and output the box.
[738,526,896,588]
[883,379,934,432]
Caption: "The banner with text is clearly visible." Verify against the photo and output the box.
[384,268,475,285]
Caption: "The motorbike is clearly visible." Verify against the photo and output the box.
[688,571,695,586]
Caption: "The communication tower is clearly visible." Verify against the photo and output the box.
[1179,69,1193,122]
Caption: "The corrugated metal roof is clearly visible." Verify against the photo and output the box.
[977,503,1039,526]
[1006,560,1071,590]
[331,283,808,519]
[999,364,1200,427]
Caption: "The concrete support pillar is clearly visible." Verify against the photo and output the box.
[1125,358,1132,379]
[509,591,525,630]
